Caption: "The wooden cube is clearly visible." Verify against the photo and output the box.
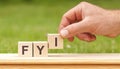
[33,41,48,57]
[48,34,63,49]
[18,42,33,57]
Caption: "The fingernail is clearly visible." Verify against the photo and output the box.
[60,30,69,38]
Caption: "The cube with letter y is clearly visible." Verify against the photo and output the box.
[33,41,48,57]
[48,34,63,49]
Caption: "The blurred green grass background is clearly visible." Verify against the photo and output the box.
[0,0,120,53]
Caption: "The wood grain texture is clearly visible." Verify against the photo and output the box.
[1,64,120,69]
[1,54,120,69]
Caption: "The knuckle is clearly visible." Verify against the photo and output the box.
[62,15,65,19]
[62,13,67,18]
[80,1,86,4]
[80,1,88,6]
[62,14,68,20]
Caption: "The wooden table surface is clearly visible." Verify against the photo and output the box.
[0,53,120,69]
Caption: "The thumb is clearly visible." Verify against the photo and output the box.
[60,20,89,38]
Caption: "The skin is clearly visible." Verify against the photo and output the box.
[59,2,120,42]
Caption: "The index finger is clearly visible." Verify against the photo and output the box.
[59,4,82,32]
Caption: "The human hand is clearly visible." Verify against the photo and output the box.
[59,2,120,42]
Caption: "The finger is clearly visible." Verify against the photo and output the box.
[60,19,89,38]
[76,33,96,42]
[58,4,82,32]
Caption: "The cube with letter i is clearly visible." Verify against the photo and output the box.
[48,34,63,49]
